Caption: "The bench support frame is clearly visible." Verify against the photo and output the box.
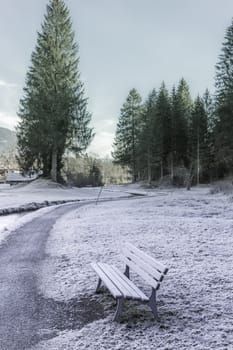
[114,298,124,322]
[124,265,130,278]
[94,271,160,322]
[96,278,102,293]
[148,288,159,321]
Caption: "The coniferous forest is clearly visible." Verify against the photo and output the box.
[15,0,233,186]
[112,19,233,186]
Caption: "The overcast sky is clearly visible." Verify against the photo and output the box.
[0,0,233,157]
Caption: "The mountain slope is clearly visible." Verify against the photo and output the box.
[0,127,16,151]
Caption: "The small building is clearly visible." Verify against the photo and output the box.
[0,167,7,183]
[6,171,38,185]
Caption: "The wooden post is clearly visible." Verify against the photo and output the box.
[96,185,104,205]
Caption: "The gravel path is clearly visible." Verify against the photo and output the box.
[0,203,92,350]
[0,193,143,350]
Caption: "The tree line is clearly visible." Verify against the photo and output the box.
[112,18,233,185]
[112,82,214,185]
[16,0,233,186]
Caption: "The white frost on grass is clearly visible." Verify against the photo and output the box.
[33,188,233,349]
[0,178,135,212]
[0,178,136,245]
[0,213,19,231]
[0,204,64,246]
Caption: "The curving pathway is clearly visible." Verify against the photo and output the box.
[0,203,95,350]
[0,192,146,350]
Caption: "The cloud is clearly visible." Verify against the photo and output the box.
[88,130,114,158]
[0,79,19,88]
[0,112,18,130]
[87,117,116,157]
[0,79,21,128]
[93,118,115,133]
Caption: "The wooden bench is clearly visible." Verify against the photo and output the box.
[91,242,168,321]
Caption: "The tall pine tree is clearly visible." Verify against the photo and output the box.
[203,89,216,181]
[190,96,208,184]
[112,88,143,182]
[139,89,157,182]
[215,18,233,173]
[153,82,172,179]
[17,0,93,182]
[171,78,192,169]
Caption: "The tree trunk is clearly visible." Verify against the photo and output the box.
[42,154,51,177]
[186,173,191,190]
[197,135,200,186]
[160,159,163,180]
[186,164,193,190]
[170,153,174,181]
[51,149,57,182]
[147,150,151,183]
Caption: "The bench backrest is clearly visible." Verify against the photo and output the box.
[121,242,168,291]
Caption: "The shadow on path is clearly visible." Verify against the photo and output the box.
[29,295,104,347]
[0,203,104,350]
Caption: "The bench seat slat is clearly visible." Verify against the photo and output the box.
[91,262,122,298]
[106,264,149,301]
[122,247,163,282]
[111,266,149,301]
[125,242,168,274]
[121,255,160,290]
[100,263,139,299]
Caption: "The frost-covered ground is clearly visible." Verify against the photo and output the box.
[0,179,142,245]
[0,204,69,246]
[0,179,138,213]
[31,187,233,350]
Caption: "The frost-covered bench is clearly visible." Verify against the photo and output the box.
[91,242,168,321]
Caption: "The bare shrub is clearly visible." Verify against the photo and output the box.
[210,178,233,194]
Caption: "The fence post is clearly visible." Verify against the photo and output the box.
[96,185,105,205]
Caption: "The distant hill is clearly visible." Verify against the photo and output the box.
[0,127,17,151]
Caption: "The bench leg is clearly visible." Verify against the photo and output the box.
[113,298,124,322]
[124,265,130,279]
[95,278,102,293]
[148,288,159,321]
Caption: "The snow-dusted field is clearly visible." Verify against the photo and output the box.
[0,178,140,213]
[0,179,141,245]
[31,187,233,350]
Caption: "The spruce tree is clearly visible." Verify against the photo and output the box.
[138,84,172,182]
[203,89,216,181]
[153,82,172,179]
[17,0,93,182]
[171,78,192,168]
[112,88,143,182]
[169,86,177,179]
[190,96,208,184]
[203,89,215,132]
[139,89,157,182]
[215,18,233,172]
